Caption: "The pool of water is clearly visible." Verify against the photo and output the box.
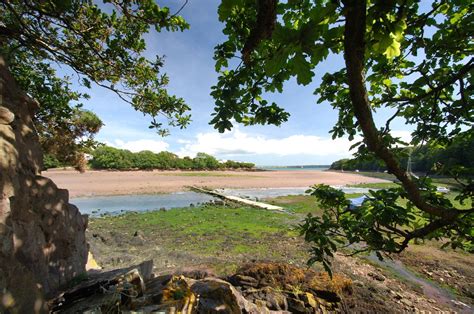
[71,186,373,217]
[218,186,372,200]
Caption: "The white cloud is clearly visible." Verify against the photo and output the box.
[177,128,356,158]
[103,128,413,163]
[106,139,169,153]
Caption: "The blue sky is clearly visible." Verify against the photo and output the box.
[72,0,411,166]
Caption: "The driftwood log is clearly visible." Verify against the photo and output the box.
[188,186,285,212]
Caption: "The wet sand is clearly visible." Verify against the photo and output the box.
[44,169,388,198]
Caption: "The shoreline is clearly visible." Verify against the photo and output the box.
[44,169,389,198]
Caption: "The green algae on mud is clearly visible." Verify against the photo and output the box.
[87,203,309,275]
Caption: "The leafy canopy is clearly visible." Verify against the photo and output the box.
[41,107,103,171]
[5,46,104,170]
[212,0,473,269]
[1,0,191,136]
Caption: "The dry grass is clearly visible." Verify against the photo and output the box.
[234,262,352,296]
[236,262,307,290]
[309,272,353,295]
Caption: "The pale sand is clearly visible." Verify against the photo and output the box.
[43,169,388,198]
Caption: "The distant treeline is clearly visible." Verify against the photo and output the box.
[88,146,255,170]
[330,137,474,175]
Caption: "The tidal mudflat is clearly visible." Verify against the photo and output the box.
[44,169,388,197]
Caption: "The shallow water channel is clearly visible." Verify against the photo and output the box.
[366,253,471,313]
[71,191,215,216]
[71,186,372,216]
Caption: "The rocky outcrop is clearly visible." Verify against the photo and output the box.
[49,261,351,313]
[0,56,88,312]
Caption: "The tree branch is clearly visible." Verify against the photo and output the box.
[382,108,401,135]
[341,0,460,222]
[386,59,474,104]
[396,217,457,252]
[171,0,189,17]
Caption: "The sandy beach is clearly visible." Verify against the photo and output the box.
[44,169,388,197]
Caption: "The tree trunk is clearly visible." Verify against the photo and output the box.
[341,0,459,218]
[341,0,460,249]
[0,55,88,312]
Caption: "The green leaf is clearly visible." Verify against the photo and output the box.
[82,78,91,89]
[291,53,313,85]
[382,78,392,87]
[265,49,288,76]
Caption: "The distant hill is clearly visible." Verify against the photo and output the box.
[329,137,474,176]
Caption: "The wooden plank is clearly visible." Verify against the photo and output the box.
[188,186,285,212]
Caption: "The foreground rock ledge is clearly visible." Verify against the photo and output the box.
[0,56,88,312]
[49,261,352,313]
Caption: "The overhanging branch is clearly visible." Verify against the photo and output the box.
[341,0,460,223]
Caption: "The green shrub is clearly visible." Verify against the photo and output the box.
[89,146,255,171]
[43,153,62,169]
[134,150,161,169]
[156,151,178,169]
[176,156,193,169]
[193,152,220,170]
[90,146,134,169]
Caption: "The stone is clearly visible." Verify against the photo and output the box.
[368,272,386,281]
[47,262,343,314]
[175,267,215,280]
[263,287,288,311]
[191,277,253,313]
[0,56,88,312]
[287,297,308,313]
[400,298,414,307]
[243,286,288,311]
[353,280,364,287]
[301,292,318,309]
[451,300,470,309]
[0,106,14,124]
[230,274,259,288]
[85,251,102,271]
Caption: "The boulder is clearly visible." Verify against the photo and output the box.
[301,292,318,309]
[248,286,288,311]
[0,56,88,312]
[287,297,308,313]
[229,274,259,288]
[190,277,265,313]
[0,106,14,124]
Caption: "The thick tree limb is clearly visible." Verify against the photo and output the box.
[396,217,458,252]
[341,0,459,222]
[242,0,277,65]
